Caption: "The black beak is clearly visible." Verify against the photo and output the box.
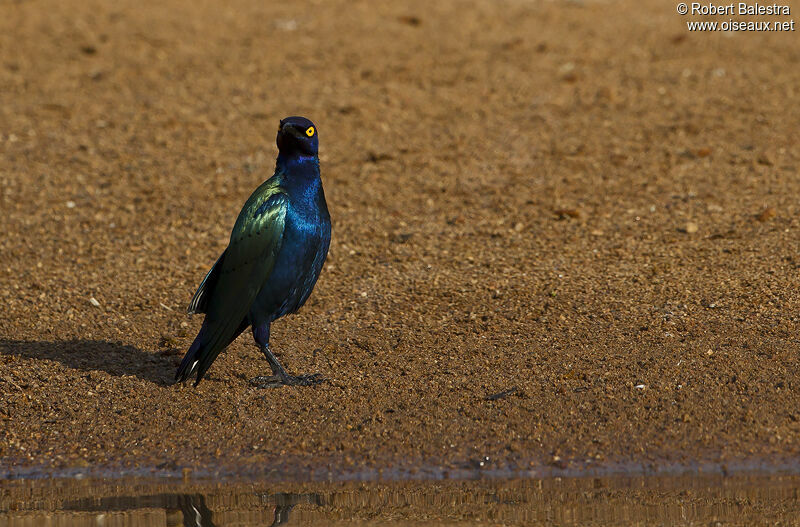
[279,122,301,137]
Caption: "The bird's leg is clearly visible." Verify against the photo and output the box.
[254,345,324,387]
[248,324,324,388]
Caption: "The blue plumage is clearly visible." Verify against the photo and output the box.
[175,116,331,387]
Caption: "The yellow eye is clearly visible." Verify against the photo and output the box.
[305,126,315,137]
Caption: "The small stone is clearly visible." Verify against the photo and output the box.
[684,222,698,234]
[554,208,580,219]
[756,207,776,222]
[66,201,76,208]
[558,62,577,82]
[275,19,298,31]
[398,15,422,26]
[89,297,101,307]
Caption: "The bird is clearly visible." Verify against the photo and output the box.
[175,116,331,387]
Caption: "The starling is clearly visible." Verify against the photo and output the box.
[175,116,331,387]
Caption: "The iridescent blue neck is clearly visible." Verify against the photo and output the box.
[276,152,321,201]
[277,153,319,169]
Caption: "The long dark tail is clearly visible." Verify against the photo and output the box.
[175,319,249,385]
[175,323,209,384]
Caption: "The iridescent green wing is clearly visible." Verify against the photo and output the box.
[187,252,224,314]
[193,178,289,380]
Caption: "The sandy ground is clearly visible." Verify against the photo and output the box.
[1,0,799,478]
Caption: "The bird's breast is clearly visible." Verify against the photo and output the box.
[250,198,329,322]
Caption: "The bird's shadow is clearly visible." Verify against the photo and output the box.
[0,339,177,386]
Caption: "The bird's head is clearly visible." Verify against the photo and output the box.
[276,116,318,157]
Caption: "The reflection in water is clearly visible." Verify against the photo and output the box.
[2,474,800,526]
[60,491,323,526]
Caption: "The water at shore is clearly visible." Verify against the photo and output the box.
[3,472,800,526]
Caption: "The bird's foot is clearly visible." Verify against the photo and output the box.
[248,373,324,388]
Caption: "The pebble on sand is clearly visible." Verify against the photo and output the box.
[756,207,776,222]
[680,222,698,234]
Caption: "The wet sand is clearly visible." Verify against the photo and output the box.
[1,0,800,478]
